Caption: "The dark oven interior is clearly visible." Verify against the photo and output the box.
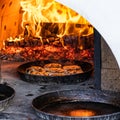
[0,0,101,88]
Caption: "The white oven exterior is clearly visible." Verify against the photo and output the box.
[56,0,120,68]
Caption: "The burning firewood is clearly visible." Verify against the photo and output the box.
[0,44,94,62]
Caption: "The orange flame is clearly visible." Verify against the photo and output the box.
[20,0,93,38]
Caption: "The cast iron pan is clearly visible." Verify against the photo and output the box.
[17,60,93,83]
[32,89,120,120]
[0,83,15,111]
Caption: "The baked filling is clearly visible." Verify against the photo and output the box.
[26,63,83,76]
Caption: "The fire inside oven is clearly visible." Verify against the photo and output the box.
[0,0,94,83]
[0,0,94,61]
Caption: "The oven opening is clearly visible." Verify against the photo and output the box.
[0,0,99,87]
[1,1,94,62]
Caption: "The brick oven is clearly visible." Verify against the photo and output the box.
[0,0,120,119]
[0,0,95,85]
[0,0,119,91]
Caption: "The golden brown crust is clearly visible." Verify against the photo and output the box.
[26,63,83,76]
[63,65,82,70]
[44,63,62,68]
[45,67,64,73]
[26,66,44,74]
[66,69,83,75]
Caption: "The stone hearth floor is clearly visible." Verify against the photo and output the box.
[0,61,94,120]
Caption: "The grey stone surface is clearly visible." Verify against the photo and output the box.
[0,61,94,120]
[101,37,120,92]
[101,68,120,92]
[101,37,119,69]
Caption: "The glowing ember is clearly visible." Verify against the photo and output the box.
[0,45,94,61]
[69,109,96,117]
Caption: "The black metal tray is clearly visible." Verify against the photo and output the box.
[32,89,120,120]
[0,83,15,111]
[17,60,93,83]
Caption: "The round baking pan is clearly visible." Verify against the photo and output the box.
[0,83,15,111]
[17,60,93,83]
[32,89,120,120]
